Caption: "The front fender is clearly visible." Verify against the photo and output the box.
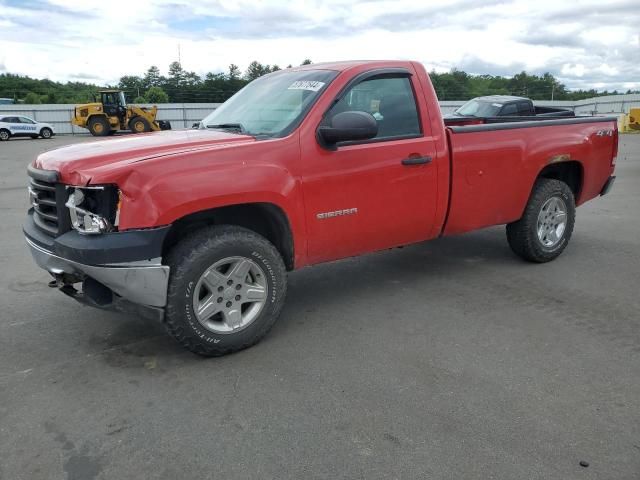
[108,140,306,262]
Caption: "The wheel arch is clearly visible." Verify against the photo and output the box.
[162,202,295,271]
[87,113,109,123]
[535,160,583,201]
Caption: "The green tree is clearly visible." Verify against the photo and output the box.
[301,59,312,65]
[118,74,144,100]
[227,64,241,80]
[23,92,41,104]
[133,96,146,103]
[245,61,270,81]
[144,86,169,103]
[143,66,162,88]
[183,71,202,88]
[168,61,185,87]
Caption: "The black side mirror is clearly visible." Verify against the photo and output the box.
[192,122,200,129]
[318,111,378,148]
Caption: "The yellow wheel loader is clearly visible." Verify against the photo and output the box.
[71,90,171,136]
[629,107,640,131]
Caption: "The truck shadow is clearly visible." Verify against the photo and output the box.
[276,227,514,331]
[100,227,514,362]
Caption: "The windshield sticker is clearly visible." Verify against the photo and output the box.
[288,80,325,92]
[492,103,503,107]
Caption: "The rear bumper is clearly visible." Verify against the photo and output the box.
[600,175,616,196]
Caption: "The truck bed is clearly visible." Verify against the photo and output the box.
[443,116,618,236]
[444,112,575,127]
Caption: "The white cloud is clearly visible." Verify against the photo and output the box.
[0,0,638,90]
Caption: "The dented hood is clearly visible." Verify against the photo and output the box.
[34,129,256,185]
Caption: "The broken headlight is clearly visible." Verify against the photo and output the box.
[65,185,120,234]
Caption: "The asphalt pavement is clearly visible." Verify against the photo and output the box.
[1,134,639,479]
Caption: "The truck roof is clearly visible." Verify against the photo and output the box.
[292,60,414,72]
[474,95,529,103]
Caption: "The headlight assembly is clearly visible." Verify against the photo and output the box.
[65,185,120,234]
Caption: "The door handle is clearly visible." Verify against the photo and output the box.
[401,155,432,166]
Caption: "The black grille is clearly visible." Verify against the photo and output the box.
[27,166,70,237]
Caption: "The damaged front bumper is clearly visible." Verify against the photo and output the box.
[24,211,170,321]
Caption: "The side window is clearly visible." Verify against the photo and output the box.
[517,102,533,115]
[500,103,518,116]
[19,117,35,124]
[325,76,421,140]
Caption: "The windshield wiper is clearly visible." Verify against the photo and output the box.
[206,123,247,134]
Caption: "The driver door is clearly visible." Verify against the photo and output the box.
[300,71,439,264]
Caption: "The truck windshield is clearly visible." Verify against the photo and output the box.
[454,99,501,117]
[200,69,337,137]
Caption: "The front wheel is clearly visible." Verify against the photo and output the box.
[506,178,575,263]
[129,116,151,133]
[40,127,52,139]
[164,225,287,356]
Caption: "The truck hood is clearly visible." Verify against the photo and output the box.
[34,129,256,185]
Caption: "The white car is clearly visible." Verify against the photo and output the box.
[0,115,55,141]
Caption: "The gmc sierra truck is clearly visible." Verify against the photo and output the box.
[24,60,618,356]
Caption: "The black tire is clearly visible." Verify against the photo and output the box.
[164,225,287,356]
[129,116,151,133]
[88,116,110,136]
[506,178,575,263]
[40,127,52,139]
[0,129,10,141]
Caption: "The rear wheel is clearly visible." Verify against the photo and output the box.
[164,225,287,356]
[129,116,151,133]
[88,116,110,136]
[506,178,575,263]
[0,129,10,141]
[40,127,52,139]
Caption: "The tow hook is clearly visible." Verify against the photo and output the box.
[48,273,81,296]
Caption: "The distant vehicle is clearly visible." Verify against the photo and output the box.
[71,89,171,136]
[446,95,574,125]
[0,115,55,141]
[0,98,15,105]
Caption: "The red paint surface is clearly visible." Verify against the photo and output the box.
[34,61,617,269]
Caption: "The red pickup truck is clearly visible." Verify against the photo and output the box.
[25,60,618,356]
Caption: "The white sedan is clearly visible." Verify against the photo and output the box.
[0,115,55,141]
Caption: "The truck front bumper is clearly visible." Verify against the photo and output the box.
[24,211,170,320]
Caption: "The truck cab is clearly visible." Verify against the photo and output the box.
[453,95,535,117]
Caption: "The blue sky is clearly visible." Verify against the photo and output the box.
[0,0,638,91]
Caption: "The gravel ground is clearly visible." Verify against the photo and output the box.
[1,134,639,480]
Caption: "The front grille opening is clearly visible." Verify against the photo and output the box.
[28,176,70,237]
